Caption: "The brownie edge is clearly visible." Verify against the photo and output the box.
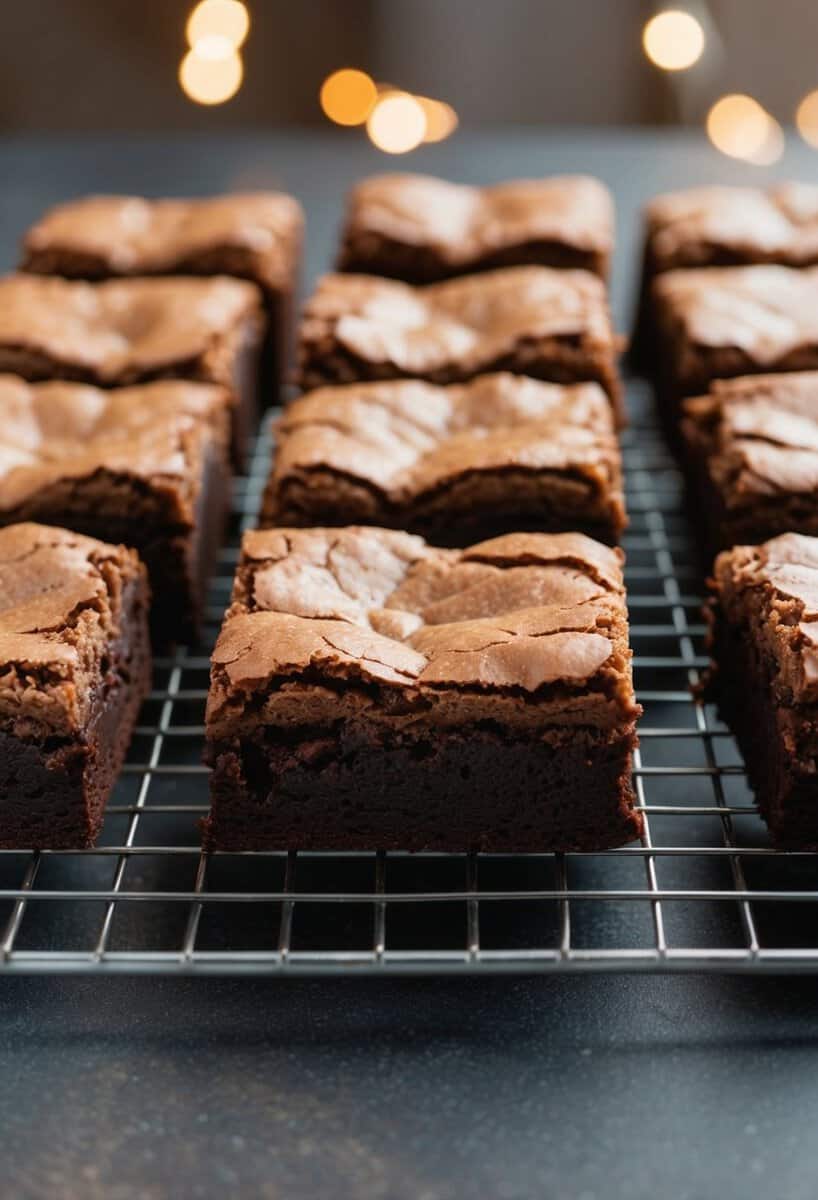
[704,533,818,848]
[0,523,151,848]
[681,372,818,556]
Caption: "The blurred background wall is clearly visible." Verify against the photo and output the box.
[1,0,818,152]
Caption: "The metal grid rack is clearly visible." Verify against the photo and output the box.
[2,382,817,977]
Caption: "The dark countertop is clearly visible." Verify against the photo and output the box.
[3,129,818,1200]
[5,972,818,1200]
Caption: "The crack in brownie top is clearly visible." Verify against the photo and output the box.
[0,273,262,380]
[22,193,304,289]
[714,533,818,703]
[0,375,229,511]
[0,522,144,737]
[297,266,614,382]
[645,183,818,270]
[207,528,638,736]
[684,372,818,502]
[268,373,621,504]
[653,264,818,362]
[338,174,613,263]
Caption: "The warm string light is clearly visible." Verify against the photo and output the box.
[705,93,784,165]
[745,119,785,166]
[416,97,459,143]
[320,69,378,126]
[367,92,427,154]
[179,0,249,106]
[640,7,789,164]
[796,90,818,148]
[642,9,705,71]
[319,68,457,153]
[186,0,249,46]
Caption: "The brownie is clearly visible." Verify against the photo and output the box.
[704,532,818,848]
[296,266,624,424]
[0,523,151,849]
[650,264,818,427]
[260,373,626,544]
[0,273,264,464]
[21,192,303,399]
[203,527,642,852]
[643,183,818,276]
[0,374,231,646]
[632,183,818,367]
[682,372,818,555]
[337,173,614,281]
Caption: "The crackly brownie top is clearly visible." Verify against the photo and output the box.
[298,266,614,380]
[22,192,303,290]
[685,372,818,504]
[339,173,613,266]
[645,183,818,271]
[0,374,229,513]
[0,522,145,738]
[714,532,818,704]
[207,527,639,737]
[0,273,262,383]
[653,264,818,364]
[271,372,622,509]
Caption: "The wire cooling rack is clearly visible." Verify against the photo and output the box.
[2,381,817,976]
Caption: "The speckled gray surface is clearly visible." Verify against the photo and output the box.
[3,131,818,1199]
[4,973,818,1199]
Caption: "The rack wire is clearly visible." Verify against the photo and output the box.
[2,381,817,976]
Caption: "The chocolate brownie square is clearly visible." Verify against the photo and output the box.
[203,527,642,852]
[643,183,818,276]
[632,183,818,367]
[0,523,151,848]
[337,173,614,281]
[21,192,303,399]
[0,273,264,464]
[296,266,624,424]
[682,372,818,554]
[705,532,818,847]
[260,373,626,544]
[0,374,231,646]
[650,264,818,426]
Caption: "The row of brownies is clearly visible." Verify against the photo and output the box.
[204,174,647,854]
[638,183,818,848]
[0,192,304,847]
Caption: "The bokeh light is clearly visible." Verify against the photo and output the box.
[366,92,428,154]
[746,116,785,165]
[186,0,250,49]
[320,69,378,126]
[417,97,459,143]
[642,9,705,71]
[706,94,775,160]
[179,46,244,105]
[191,34,234,61]
[796,90,818,148]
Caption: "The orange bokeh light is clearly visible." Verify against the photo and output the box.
[320,69,378,126]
